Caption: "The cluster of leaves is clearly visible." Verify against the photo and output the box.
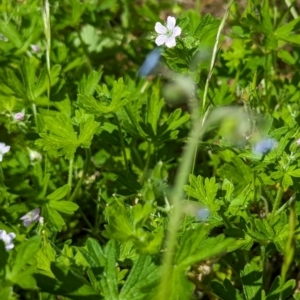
[1,0,300,300]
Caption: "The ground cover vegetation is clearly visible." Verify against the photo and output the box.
[1,0,300,299]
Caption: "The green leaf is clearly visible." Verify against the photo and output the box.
[119,255,160,300]
[36,113,78,160]
[266,276,295,300]
[0,20,23,48]
[49,201,79,214]
[80,238,106,268]
[36,111,98,160]
[277,49,296,65]
[78,78,131,115]
[77,113,100,148]
[240,263,262,300]
[184,175,220,212]
[146,87,164,136]
[35,263,100,299]
[288,169,300,177]
[174,224,208,266]
[175,224,233,268]
[0,241,8,275]
[78,70,102,96]
[20,58,36,101]
[194,14,220,40]
[104,205,134,241]
[99,240,119,300]
[44,205,66,231]
[47,184,70,201]
[211,279,244,300]
[0,287,14,300]
[10,236,41,278]
[275,17,300,44]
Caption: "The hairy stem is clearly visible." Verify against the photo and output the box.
[68,148,91,203]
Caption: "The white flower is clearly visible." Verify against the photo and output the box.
[28,149,42,162]
[155,16,182,48]
[13,112,25,121]
[0,230,16,251]
[0,142,10,162]
[20,208,41,227]
[39,216,44,225]
[30,44,40,52]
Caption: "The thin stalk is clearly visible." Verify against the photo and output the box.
[191,0,233,178]
[114,113,129,174]
[68,148,91,203]
[201,0,233,115]
[0,165,4,187]
[219,210,232,228]
[67,158,73,197]
[280,202,296,298]
[32,103,38,128]
[157,3,233,298]
[275,193,295,216]
[261,245,266,289]
[141,142,152,183]
[285,0,299,19]
[42,0,51,102]
[157,119,205,299]
[79,207,94,230]
[253,170,257,202]
[270,184,283,220]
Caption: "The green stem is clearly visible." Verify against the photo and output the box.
[141,142,152,183]
[219,210,232,228]
[32,103,37,128]
[261,245,266,289]
[67,158,73,197]
[157,3,233,298]
[42,0,51,104]
[114,113,129,174]
[275,193,295,216]
[157,119,205,299]
[280,202,296,291]
[79,207,94,230]
[285,0,298,19]
[68,148,91,203]
[0,165,4,187]
[270,184,283,220]
[201,0,232,115]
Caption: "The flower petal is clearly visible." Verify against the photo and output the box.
[155,22,167,34]
[3,146,10,154]
[23,219,32,227]
[165,37,176,48]
[172,26,182,37]
[166,16,176,30]
[5,243,14,251]
[8,232,16,240]
[138,48,162,77]
[0,154,3,162]
[155,34,168,46]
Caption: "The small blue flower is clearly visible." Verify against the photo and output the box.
[196,208,210,222]
[138,47,163,77]
[253,138,277,155]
